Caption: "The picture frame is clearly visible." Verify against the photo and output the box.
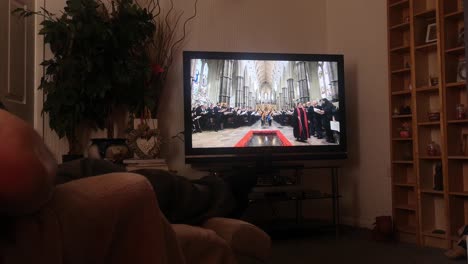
[425,23,437,43]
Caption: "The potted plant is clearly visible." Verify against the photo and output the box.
[15,0,197,161]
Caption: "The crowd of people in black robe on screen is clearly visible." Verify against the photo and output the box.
[191,98,338,144]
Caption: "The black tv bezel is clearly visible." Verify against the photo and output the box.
[183,51,347,163]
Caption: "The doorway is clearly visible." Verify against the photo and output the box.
[0,0,35,124]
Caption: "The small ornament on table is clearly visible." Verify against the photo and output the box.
[126,109,162,159]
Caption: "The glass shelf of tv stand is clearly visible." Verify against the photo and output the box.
[249,186,341,202]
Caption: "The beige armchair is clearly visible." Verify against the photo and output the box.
[0,110,271,264]
[1,172,271,264]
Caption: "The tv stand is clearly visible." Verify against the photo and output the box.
[253,162,303,186]
[247,165,341,237]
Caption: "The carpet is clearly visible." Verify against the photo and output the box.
[270,227,465,264]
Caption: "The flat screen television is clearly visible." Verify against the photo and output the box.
[183,51,347,163]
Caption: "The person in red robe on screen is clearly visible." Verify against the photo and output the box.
[293,102,309,142]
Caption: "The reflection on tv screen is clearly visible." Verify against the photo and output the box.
[189,59,341,148]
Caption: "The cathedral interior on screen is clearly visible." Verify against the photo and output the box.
[190,59,341,148]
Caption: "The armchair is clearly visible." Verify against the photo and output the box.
[0,110,271,264]
[1,172,271,264]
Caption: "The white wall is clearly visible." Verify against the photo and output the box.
[326,0,391,228]
[33,0,45,135]
[35,0,69,158]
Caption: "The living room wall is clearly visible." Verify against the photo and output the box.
[325,0,391,227]
[36,0,390,229]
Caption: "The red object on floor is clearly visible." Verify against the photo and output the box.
[234,130,292,147]
[372,216,394,242]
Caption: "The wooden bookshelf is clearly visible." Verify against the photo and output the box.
[387,0,467,249]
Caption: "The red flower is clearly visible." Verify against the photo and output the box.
[151,64,164,74]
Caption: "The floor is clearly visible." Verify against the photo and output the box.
[269,228,465,264]
[192,120,337,148]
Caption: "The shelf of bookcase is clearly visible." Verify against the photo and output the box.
[445,46,465,55]
[447,119,468,124]
[389,0,409,8]
[390,46,411,53]
[415,42,438,52]
[393,160,414,164]
[394,182,416,187]
[418,121,440,126]
[393,182,416,188]
[392,68,411,74]
[392,138,413,141]
[395,205,417,211]
[419,156,442,160]
[392,90,412,96]
[416,86,439,92]
[448,156,468,160]
[392,114,412,118]
[422,230,446,239]
[450,192,468,197]
[444,10,464,20]
[390,22,410,30]
[446,81,466,89]
[414,9,436,19]
[421,189,444,195]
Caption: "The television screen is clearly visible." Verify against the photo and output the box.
[183,51,346,162]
